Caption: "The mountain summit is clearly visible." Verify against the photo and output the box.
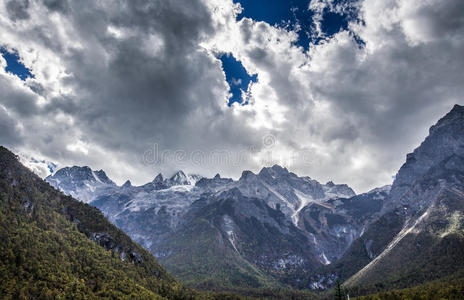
[386,104,464,212]
[336,104,464,292]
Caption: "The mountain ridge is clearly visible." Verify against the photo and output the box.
[42,104,464,295]
[45,159,381,290]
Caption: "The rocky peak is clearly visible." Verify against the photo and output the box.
[367,185,391,195]
[258,164,290,178]
[271,164,288,173]
[153,173,164,183]
[94,169,115,185]
[323,181,356,199]
[53,166,92,181]
[429,104,464,135]
[49,166,116,186]
[122,180,132,188]
[169,170,189,185]
[386,104,464,211]
[239,170,257,182]
[195,173,233,189]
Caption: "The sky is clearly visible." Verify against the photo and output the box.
[0,0,463,193]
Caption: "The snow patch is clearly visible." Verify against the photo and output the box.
[292,189,316,226]
[223,215,239,253]
[320,252,331,265]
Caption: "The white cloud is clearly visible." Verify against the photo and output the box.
[0,0,463,193]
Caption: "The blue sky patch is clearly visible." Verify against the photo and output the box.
[321,10,350,37]
[234,0,359,50]
[0,47,34,80]
[219,53,258,106]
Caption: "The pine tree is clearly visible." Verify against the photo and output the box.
[335,280,345,300]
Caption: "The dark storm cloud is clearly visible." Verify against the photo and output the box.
[0,75,39,117]
[42,0,69,13]
[0,106,21,146]
[6,0,29,21]
[0,0,267,183]
[411,0,464,40]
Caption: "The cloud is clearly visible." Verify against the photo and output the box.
[0,0,463,192]
[5,0,30,21]
[0,104,22,147]
[19,153,58,178]
[0,0,267,184]
[205,0,464,191]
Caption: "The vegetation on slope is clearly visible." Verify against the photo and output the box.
[0,146,321,299]
[0,146,209,299]
[353,270,464,300]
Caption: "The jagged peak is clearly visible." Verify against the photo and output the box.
[214,173,221,179]
[367,185,391,194]
[429,104,464,135]
[73,165,92,171]
[451,103,464,113]
[386,104,464,212]
[48,165,116,186]
[122,180,132,188]
[271,164,288,171]
[153,173,164,182]
[168,170,190,185]
[259,164,289,176]
[93,169,115,185]
[170,170,187,180]
[186,173,203,184]
[54,165,90,174]
[52,166,93,179]
[239,170,256,181]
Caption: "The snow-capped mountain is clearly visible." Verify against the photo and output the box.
[44,105,464,291]
[298,185,390,265]
[46,163,366,287]
[46,166,116,203]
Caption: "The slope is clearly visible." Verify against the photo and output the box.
[334,104,464,295]
[0,146,198,299]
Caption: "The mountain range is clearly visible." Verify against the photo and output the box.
[0,146,316,299]
[45,104,464,294]
[47,153,385,288]
[2,104,463,298]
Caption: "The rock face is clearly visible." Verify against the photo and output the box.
[332,104,464,291]
[385,104,464,212]
[298,186,389,265]
[46,163,367,288]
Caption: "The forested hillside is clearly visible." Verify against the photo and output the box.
[0,146,197,299]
